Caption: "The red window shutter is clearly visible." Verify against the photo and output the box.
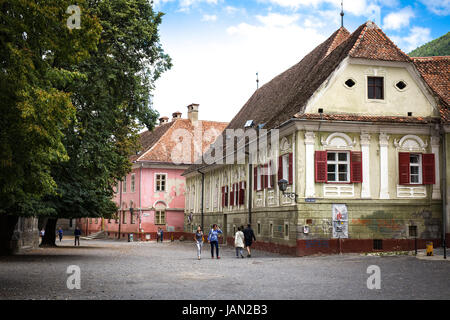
[422,153,435,185]
[221,186,225,207]
[278,155,283,181]
[225,186,229,207]
[350,151,363,183]
[288,153,293,185]
[398,153,410,185]
[254,167,257,190]
[230,187,234,206]
[239,182,245,205]
[264,164,268,189]
[315,151,328,183]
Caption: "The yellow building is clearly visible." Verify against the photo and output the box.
[183,22,450,256]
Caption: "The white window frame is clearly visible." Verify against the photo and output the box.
[131,174,135,193]
[155,173,167,192]
[409,154,423,185]
[326,151,350,183]
[282,154,289,181]
[122,176,127,193]
[155,210,166,225]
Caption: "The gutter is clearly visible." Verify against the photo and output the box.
[442,125,447,259]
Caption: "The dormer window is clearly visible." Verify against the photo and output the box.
[368,76,384,99]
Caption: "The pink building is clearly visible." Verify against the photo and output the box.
[79,104,227,240]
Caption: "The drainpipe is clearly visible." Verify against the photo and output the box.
[139,163,143,240]
[248,162,253,225]
[197,169,205,231]
[442,126,447,259]
[118,178,122,240]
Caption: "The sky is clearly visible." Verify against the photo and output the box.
[151,0,450,123]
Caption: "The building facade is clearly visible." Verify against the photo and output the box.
[79,105,227,240]
[183,22,450,256]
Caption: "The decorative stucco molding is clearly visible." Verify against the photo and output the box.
[321,132,356,149]
[394,134,428,152]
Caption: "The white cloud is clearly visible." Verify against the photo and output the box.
[420,0,450,16]
[261,0,380,17]
[153,12,326,123]
[202,14,217,22]
[391,26,432,53]
[383,6,414,30]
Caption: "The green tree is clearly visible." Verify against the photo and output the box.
[0,0,101,252]
[40,0,171,246]
[409,32,450,57]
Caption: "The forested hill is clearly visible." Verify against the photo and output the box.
[409,32,450,57]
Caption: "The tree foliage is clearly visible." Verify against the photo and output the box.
[41,0,172,221]
[0,0,101,216]
[409,32,450,57]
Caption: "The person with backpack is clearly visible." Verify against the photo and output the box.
[208,224,223,259]
[57,227,63,242]
[74,227,81,246]
[243,224,256,258]
[194,226,204,260]
[234,226,245,259]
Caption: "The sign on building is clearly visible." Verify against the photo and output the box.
[332,204,348,239]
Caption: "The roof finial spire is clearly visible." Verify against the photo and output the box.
[340,0,345,28]
[256,72,259,90]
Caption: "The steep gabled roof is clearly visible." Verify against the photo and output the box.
[412,56,450,123]
[135,119,228,164]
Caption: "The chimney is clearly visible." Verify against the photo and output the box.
[187,103,199,123]
[172,111,182,121]
[159,116,169,125]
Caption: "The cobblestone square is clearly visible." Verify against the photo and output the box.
[0,239,449,300]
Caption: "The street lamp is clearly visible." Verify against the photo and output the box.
[278,179,298,201]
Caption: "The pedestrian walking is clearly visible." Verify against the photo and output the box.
[40,229,45,238]
[194,226,204,260]
[208,224,223,259]
[243,224,256,258]
[160,228,164,243]
[57,227,63,242]
[157,228,161,243]
[234,226,245,259]
[74,227,81,246]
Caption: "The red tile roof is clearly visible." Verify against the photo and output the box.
[136,119,228,164]
[294,113,437,124]
[413,56,450,123]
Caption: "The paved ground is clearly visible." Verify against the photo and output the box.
[0,238,449,300]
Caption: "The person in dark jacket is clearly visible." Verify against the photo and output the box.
[243,224,256,257]
[74,227,81,246]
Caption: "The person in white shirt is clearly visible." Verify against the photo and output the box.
[234,226,245,259]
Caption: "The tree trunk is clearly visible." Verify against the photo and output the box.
[0,215,19,255]
[40,217,58,247]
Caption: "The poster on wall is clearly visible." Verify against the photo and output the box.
[332,204,348,239]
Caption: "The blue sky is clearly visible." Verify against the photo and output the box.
[151,0,450,123]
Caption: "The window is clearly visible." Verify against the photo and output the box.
[131,174,135,193]
[409,154,422,184]
[238,181,246,205]
[257,222,261,236]
[345,79,356,88]
[396,81,407,90]
[277,153,293,185]
[122,211,127,224]
[155,174,167,192]
[368,76,384,99]
[399,153,435,185]
[155,211,166,225]
[315,151,362,183]
[409,225,417,237]
[256,166,262,191]
[221,186,229,207]
[284,222,289,239]
[131,211,135,224]
[269,222,273,238]
[327,152,350,183]
[373,239,383,250]
[122,176,127,193]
